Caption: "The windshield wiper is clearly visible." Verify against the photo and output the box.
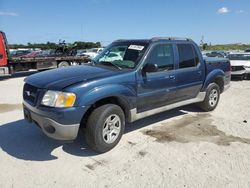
[99,61,122,70]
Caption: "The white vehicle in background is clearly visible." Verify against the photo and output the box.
[227,53,250,79]
[202,51,211,57]
[99,52,123,62]
[82,48,104,59]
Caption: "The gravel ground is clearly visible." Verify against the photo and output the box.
[0,75,250,188]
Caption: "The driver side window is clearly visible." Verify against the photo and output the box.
[146,44,174,72]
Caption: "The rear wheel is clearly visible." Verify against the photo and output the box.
[84,104,125,153]
[199,83,220,112]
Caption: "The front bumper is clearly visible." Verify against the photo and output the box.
[231,67,250,76]
[231,70,246,76]
[23,101,88,141]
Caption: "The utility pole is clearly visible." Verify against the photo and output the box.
[200,35,204,46]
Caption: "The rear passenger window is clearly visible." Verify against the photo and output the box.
[146,44,174,71]
[177,44,199,68]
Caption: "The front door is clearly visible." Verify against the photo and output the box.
[137,43,177,112]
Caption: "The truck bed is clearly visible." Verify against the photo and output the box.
[204,57,230,75]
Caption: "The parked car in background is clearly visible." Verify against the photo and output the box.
[205,51,227,58]
[202,51,211,57]
[76,49,87,56]
[10,49,32,58]
[36,49,56,57]
[81,48,104,58]
[227,53,250,79]
[16,49,60,58]
[21,51,41,58]
[23,37,231,153]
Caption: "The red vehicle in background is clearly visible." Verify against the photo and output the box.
[0,31,9,74]
[0,31,89,76]
[21,51,41,58]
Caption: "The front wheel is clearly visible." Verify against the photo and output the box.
[84,104,125,153]
[199,83,220,112]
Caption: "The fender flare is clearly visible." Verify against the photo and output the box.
[78,84,136,110]
[202,69,225,92]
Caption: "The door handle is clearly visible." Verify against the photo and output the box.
[197,71,202,75]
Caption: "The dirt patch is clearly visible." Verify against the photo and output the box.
[0,104,22,113]
[85,159,107,170]
[138,151,148,157]
[143,113,250,146]
[127,141,137,146]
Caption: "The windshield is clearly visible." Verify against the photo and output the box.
[227,54,250,61]
[93,41,149,69]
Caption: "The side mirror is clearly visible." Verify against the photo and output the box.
[143,63,158,73]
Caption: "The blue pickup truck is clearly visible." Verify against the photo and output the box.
[23,38,231,152]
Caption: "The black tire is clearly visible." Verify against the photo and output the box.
[8,65,15,75]
[199,83,220,112]
[84,104,125,153]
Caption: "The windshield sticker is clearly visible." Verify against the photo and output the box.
[128,45,144,51]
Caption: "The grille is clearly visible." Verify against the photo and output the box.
[23,83,39,106]
[231,66,245,72]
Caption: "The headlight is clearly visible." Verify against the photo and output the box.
[42,90,76,108]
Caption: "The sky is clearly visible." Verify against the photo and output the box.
[0,0,249,45]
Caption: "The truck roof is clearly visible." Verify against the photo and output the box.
[114,37,193,44]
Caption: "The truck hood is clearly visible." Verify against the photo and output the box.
[230,60,250,66]
[25,65,120,90]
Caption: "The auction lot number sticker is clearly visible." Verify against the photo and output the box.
[128,45,144,51]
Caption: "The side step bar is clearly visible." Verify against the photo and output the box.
[129,92,206,122]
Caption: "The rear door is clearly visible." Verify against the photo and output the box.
[136,42,178,112]
[174,43,205,101]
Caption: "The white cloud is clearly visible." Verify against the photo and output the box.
[0,11,18,16]
[218,7,229,14]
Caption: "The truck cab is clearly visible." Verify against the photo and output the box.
[0,31,10,75]
[23,37,231,153]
